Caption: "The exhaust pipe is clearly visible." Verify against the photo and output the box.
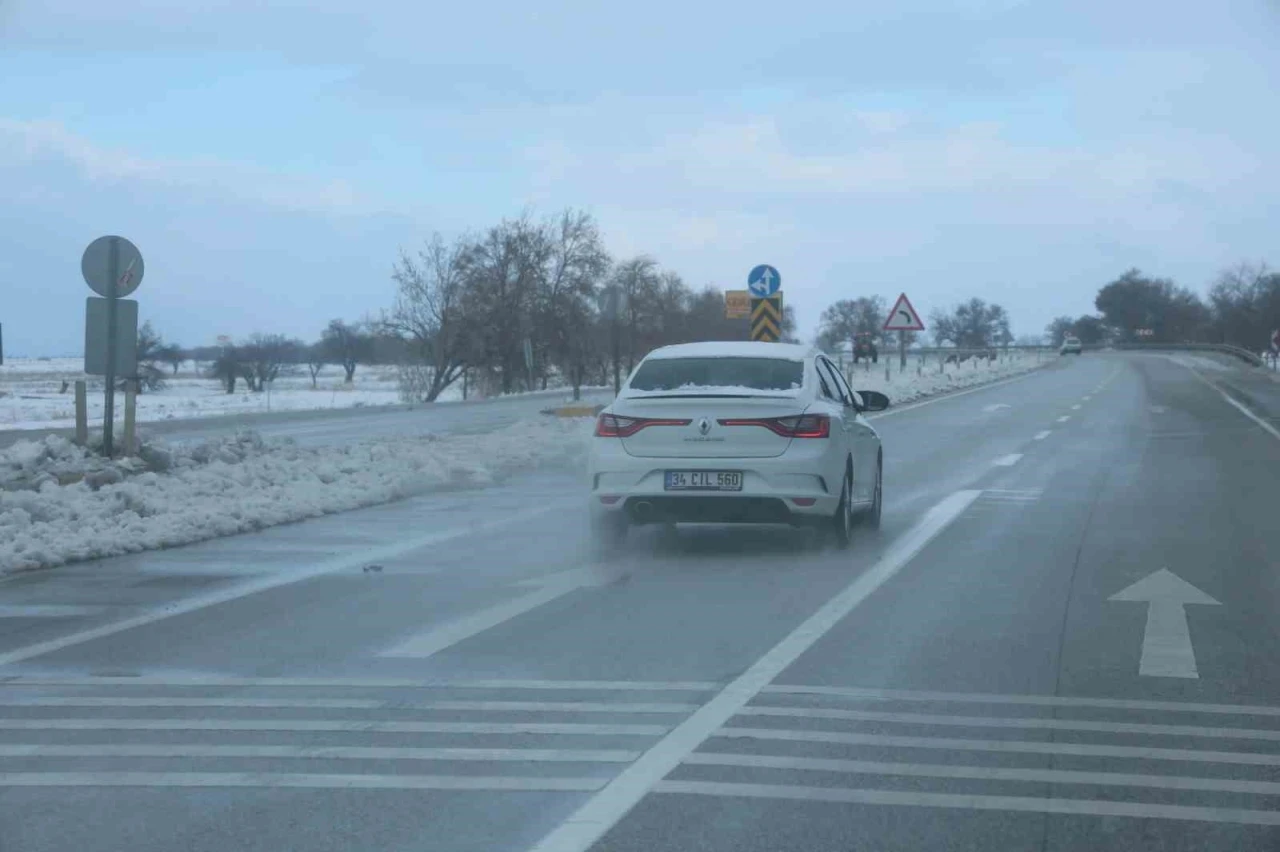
[633,501,654,520]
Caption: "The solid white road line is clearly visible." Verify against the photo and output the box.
[738,706,1280,742]
[380,575,598,659]
[0,719,669,736]
[0,677,721,692]
[1182,368,1280,443]
[0,505,566,668]
[761,684,1280,717]
[0,697,696,713]
[0,606,104,618]
[653,781,1280,826]
[684,753,1280,796]
[1034,430,1051,440]
[0,772,604,792]
[720,727,1280,767]
[0,744,640,762]
[526,490,980,852]
[992,454,1023,467]
[1057,415,1071,423]
[1071,404,1082,410]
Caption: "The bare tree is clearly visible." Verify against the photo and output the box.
[209,346,241,394]
[304,343,327,389]
[387,233,475,403]
[321,320,372,383]
[239,334,299,392]
[539,210,611,400]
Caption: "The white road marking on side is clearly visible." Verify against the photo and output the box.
[720,727,1280,767]
[1071,404,1082,410]
[1110,569,1220,679]
[761,684,1280,717]
[0,697,696,713]
[653,781,1280,826]
[0,505,565,668]
[525,489,980,852]
[684,753,1280,796]
[738,706,1280,741]
[1057,415,1071,423]
[0,773,604,792]
[992,454,1023,467]
[1179,362,1280,441]
[0,677,720,692]
[0,606,104,618]
[867,372,1044,420]
[1034,431,1051,440]
[0,719,668,736]
[0,745,640,762]
[381,571,605,659]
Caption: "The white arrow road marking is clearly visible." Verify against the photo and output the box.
[1034,430,1051,440]
[1110,569,1220,679]
[982,404,1012,412]
[380,568,611,659]
[992,454,1023,467]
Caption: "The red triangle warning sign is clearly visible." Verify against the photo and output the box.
[883,293,925,332]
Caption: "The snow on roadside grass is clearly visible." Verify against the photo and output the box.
[0,417,593,574]
[842,351,1046,405]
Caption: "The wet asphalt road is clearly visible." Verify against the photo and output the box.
[1,353,1279,852]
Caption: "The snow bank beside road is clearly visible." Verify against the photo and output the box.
[842,351,1045,406]
[0,418,592,574]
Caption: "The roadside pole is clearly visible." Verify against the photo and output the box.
[883,293,925,375]
[81,235,144,458]
[74,381,88,445]
[102,238,119,456]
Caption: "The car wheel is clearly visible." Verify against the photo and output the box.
[830,466,854,549]
[590,513,628,554]
[863,455,883,530]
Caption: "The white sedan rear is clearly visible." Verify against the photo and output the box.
[587,341,887,549]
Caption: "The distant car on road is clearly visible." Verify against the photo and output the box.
[587,341,888,550]
[1060,336,1083,355]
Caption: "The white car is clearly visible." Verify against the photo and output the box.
[587,341,888,549]
[1060,336,1083,355]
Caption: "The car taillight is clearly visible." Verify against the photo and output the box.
[717,414,830,438]
[594,414,692,438]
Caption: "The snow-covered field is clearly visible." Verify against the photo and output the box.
[0,359,452,430]
[839,350,1047,406]
[0,417,593,574]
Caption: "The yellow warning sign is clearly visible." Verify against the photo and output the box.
[750,295,783,342]
[724,290,751,320]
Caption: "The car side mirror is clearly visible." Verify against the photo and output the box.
[857,390,890,412]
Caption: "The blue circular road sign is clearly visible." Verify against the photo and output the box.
[747,264,781,297]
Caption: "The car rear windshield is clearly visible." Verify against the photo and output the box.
[628,357,804,393]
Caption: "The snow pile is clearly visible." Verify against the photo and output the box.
[0,417,593,574]
[843,351,1045,406]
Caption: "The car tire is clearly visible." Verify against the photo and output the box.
[830,466,854,549]
[590,513,628,554]
[863,455,883,530]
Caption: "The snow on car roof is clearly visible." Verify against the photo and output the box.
[642,341,814,361]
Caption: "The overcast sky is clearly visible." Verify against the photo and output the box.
[2,0,1278,356]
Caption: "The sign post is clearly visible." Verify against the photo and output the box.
[882,292,925,371]
[82,235,144,457]
[747,265,783,342]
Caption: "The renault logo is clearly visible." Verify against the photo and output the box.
[698,417,711,435]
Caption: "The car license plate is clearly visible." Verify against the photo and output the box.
[664,470,743,491]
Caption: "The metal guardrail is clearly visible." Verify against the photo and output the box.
[1109,342,1266,368]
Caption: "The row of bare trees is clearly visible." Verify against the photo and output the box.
[815,295,1012,354]
[386,210,797,402]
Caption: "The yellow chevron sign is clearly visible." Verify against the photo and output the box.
[750,295,783,342]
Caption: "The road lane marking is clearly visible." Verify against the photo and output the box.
[1034,430,1051,440]
[684,753,1280,796]
[0,773,604,792]
[0,505,566,668]
[761,684,1280,717]
[1110,569,1220,679]
[720,728,1280,767]
[0,719,669,735]
[0,697,696,713]
[1057,415,1071,423]
[738,706,1280,741]
[653,781,1280,826]
[0,606,104,618]
[1177,362,1280,441]
[868,372,1044,420]
[526,489,981,852]
[380,571,606,659]
[0,677,721,692]
[0,745,641,762]
[992,454,1022,467]
[1071,404,1081,410]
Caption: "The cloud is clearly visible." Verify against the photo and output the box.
[0,118,384,218]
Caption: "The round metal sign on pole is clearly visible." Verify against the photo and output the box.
[82,235,144,297]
